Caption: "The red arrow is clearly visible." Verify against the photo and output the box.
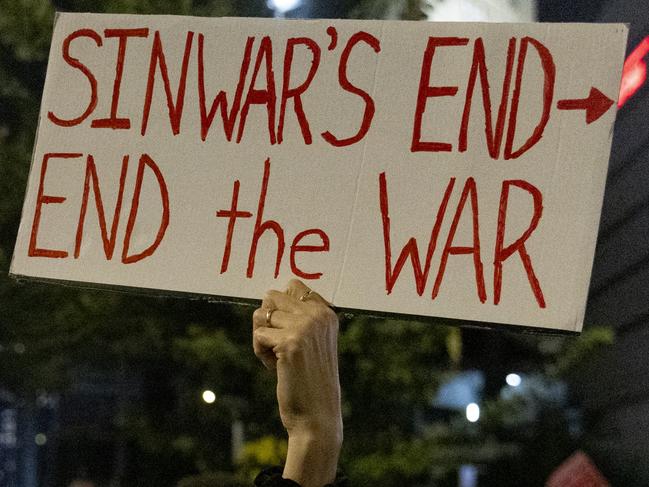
[557,87,614,124]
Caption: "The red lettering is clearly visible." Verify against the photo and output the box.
[246,158,284,278]
[290,229,329,280]
[431,178,486,303]
[494,180,545,308]
[321,32,381,147]
[47,30,102,127]
[216,180,253,273]
[91,28,149,129]
[121,154,170,264]
[504,37,555,160]
[74,154,129,259]
[28,153,83,258]
[141,31,194,136]
[198,35,254,142]
[278,37,321,145]
[237,37,277,145]
[380,172,455,295]
[411,37,469,152]
[459,37,516,159]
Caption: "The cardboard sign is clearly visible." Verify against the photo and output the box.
[10,13,628,332]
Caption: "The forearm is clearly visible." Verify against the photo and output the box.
[283,426,343,487]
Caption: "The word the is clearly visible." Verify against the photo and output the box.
[216,158,330,280]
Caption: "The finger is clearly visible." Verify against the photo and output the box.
[253,307,267,331]
[285,279,332,307]
[252,309,282,369]
[254,326,285,347]
[257,349,277,370]
[264,289,301,313]
[260,294,275,311]
[253,307,293,329]
[301,289,331,308]
[253,326,283,369]
[253,327,286,369]
[285,278,311,299]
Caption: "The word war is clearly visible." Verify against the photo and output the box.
[379,172,545,308]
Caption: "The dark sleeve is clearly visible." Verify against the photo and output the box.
[254,466,349,487]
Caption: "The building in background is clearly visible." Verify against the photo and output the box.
[575,0,649,484]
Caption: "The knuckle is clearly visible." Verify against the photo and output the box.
[262,291,273,304]
[253,328,267,341]
[253,308,265,323]
[287,278,302,289]
[266,289,283,303]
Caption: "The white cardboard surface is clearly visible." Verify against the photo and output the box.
[10,14,629,332]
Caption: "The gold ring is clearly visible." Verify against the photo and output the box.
[265,308,275,326]
[299,290,314,302]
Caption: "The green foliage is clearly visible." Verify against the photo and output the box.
[349,428,518,485]
[551,326,614,377]
[340,318,450,430]
[0,0,54,62]
[337,317,457,485]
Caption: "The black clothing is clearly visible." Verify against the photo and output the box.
[254,466,349,487]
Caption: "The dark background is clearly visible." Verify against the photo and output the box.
[1,0,648,486]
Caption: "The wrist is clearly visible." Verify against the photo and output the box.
[286,416,343,446]
[283,424,343,487]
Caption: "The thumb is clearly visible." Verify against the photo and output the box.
[253,326,285,369]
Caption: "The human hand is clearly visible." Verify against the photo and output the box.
[253,279,342,487]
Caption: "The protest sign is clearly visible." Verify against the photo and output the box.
[10,13,628,332]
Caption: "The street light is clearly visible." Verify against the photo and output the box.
[466,403,480,422]
[202,390,216,404]
[506,373,522,387]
